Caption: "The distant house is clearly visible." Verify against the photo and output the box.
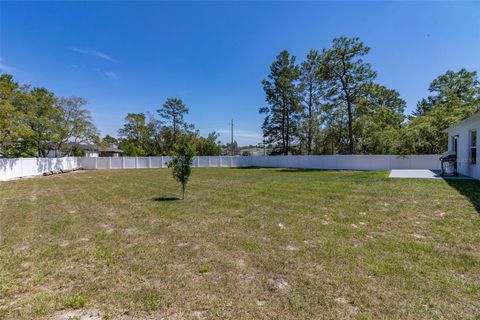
[221,147,271,156]
[241,147,270,156]
[44,143,123,158]
[222,147,241,156]
[444,112,479,180]
[98,145,124,157]
[76,143,124,157]
[77,144,100,158]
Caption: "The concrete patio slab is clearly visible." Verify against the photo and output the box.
[389,169,474,180]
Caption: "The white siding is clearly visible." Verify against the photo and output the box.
[448,120,480,180]
[85,151,99,157]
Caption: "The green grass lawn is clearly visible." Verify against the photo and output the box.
[1,168,479,319]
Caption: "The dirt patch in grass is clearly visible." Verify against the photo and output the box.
[52,309,102,320]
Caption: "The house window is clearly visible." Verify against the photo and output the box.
[470,130,477,164]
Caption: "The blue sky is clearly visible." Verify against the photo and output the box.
[1,1,479,145]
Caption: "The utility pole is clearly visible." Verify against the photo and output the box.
[230,119,234,156]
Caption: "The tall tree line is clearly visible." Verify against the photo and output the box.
[0,74,223,157]
[260,37,480,155]
[116,98,222,156]
[0,74,98,157]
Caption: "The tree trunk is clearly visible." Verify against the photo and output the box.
[347,100,354,154]
[173,114,177,145]
[282,102,287,155]
[285,110,290,156]
[181,183,185,200]
[307,83,313,155]
[38,141,46,158]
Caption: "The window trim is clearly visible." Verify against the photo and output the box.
[470,130,477,165]
[452,135,458,153]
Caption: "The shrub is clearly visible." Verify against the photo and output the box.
[199,263,209,273]
[64,294,87,309]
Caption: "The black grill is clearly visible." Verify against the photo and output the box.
[440,152,458,176]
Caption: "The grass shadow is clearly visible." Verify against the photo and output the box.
[445,179,480,214]
[153,196,182,202]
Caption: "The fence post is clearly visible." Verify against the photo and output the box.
[230,156,233,167]
[161,156,164,168]
[20,158,24,177]
[220,157,222,167]
[197,157,200,167]
[148,157,151,168]
[122,157,125,169]
[95,157,98,169]
[109,157,112,169]
[208,156,211,167]
[135,157,138,169]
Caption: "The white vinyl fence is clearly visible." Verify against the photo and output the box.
[79,156,246,170]
[238,155,442,171]
[0,155,441,181]
[0,157,80,181]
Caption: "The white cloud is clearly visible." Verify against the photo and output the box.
[103,71,117,79]
[93,68,118,79]
[70,47,116,62]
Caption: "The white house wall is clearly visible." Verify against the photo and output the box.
[448,121,480,180]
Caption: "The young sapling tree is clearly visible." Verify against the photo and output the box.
[168,142,195,199]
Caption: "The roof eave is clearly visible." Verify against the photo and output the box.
[442,111,480,134]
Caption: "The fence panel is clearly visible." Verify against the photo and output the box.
[197,157,210,167]
[136,157,149,168]
[209,156,220,167]
[0,157,80,181]
[149,157,162,168]
[122,157,135,169]
[230,156,247,167]
[110,157,123,169]
[96,157,109,169]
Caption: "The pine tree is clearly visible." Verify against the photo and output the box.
[322,37,376,154]
[157,98,189,146]
[260,50,302,155]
